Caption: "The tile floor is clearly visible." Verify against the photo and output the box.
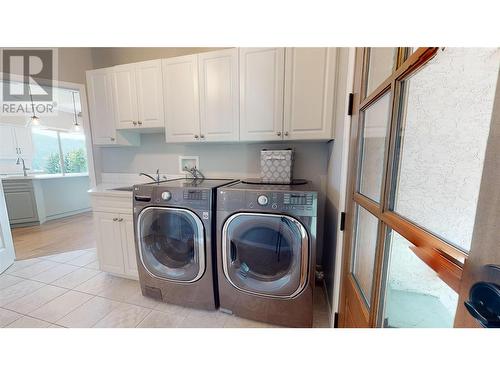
[0,249,331,328]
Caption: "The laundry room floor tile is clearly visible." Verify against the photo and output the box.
[4,284,67,315]
[93,303,151,328]
[29,290,93,323]
[137,310,186,328]
[0,307,22,327]
[1,251,332,329]
[57,296,122,328]
[6,316,51,328]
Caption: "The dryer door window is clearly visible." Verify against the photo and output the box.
[222,213,309,298]
[138,207,205,283]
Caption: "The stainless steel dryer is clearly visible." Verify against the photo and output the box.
[216,181,318,327]
[133,178,236,310]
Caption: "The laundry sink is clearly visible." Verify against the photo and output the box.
[110,186,134,192]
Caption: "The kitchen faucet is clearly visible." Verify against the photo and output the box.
[139,169,161,183]
[16,157,30,177]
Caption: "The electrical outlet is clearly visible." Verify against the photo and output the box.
[178,156,199,174]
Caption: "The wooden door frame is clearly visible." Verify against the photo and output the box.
[338,47,468,327]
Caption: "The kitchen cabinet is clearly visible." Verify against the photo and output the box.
[198,49,239,142]
[0,125,33,159]
[112,60,164,130]
[239,48,285,141]
[284,48,337,140]
[86,68,140,146]
[2,179,39,226]
[91,193,138,279]
[162,54,201,142]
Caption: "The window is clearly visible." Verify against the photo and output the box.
[391,48,499,252]
[31,128,88,175]
[380,230,458,328]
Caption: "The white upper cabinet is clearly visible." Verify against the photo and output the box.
[284,48,337,140]
[112,64,139,129]
[135,59,165,129]
[198,49,239,142]
[239,48,285,141]
[162,54,201,143]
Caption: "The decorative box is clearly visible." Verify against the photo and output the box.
[260,149,294,184]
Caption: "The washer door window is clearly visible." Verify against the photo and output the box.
[138,207,205,283]
[222,213,309,298]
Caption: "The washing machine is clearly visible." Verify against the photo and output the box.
[216,181,318,327]
[133,178,236,310]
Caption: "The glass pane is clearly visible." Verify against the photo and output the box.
[392,48,500,251]
[31,128,61,174]
[224,214,306,297]
[139,208,203,282]
[60,132,88,174]
[381,230,458,328]
[351,204,379,306]
[358,91,392,202]
[366,48,397,96]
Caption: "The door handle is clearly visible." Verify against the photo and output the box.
[464,281,500,328]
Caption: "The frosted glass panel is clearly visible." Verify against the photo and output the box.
[366,48,397,96]
[352,204,379,306]
[392,48,500,251]
[381,230,458,328]
[358,91,392,202]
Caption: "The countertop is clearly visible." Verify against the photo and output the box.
[88,183,134,197]
[1,173,89,181]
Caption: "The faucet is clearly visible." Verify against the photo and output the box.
[16,157,30,177]
[139,169,160,183]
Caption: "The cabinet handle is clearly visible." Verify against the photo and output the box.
[138,121,142,126]
[276,131,282,136]
[113,217,118,221]
[118,218,123,222]
[133,121,137,126]
[194,134,199,139]
[200,134,205,139]
[284,131,289,136]
[110,137,116,141]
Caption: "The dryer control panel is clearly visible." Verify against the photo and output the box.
[244,191,317,217]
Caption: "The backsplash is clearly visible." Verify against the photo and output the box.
[98,134,330,189]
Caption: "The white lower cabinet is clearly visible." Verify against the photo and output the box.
[93,206,138,280]
[120,214,139,277]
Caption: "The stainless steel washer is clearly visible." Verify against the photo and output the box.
[216,181,318,327]
[133,178,236,310]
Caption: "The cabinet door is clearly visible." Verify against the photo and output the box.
[198,49,239,142]
[120,214,139,279]
[239,48,285,141]
[0,126,17,159]
[136,60,165,129]
[4,190,38,223]
[13,126,33,158]
[162,55,201,142]
[94,212,125,275]
[86,68,117,144]
[112,64,139,129]
[284,48,337,140]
